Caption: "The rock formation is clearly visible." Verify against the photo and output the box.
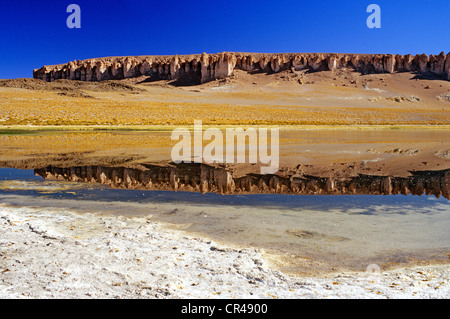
[33,52,450,84]
[446,52,450,81]
[35,164,450,199]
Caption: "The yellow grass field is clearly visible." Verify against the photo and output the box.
[1,69,450,127]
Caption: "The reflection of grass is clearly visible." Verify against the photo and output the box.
[0,180,84,192]
[0,132,174,155]
[1,126,448,161]
[0,130,37,135]
[0,89,449,127]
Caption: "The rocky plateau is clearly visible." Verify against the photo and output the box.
[33,52,450,84]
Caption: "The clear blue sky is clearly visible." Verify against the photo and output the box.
[0,0,449,79]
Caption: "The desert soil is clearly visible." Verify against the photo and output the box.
[0,69,449,126]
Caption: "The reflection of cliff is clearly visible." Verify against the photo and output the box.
[33,52,450,84]
[35,164,450,199]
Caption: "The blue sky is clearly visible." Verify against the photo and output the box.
[0,0,449,79]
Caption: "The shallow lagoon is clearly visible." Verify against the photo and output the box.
[1,127,449,275]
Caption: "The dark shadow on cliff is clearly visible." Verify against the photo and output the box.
[247,69,268,75]
[136,76,165,84]
[136,74,202,87]
[167,71,202,86]
[410,71,448,81]
[167,78,201,87]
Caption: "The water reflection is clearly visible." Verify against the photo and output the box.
[34,163,450,199]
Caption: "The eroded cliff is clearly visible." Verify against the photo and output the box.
[33,52,450,84]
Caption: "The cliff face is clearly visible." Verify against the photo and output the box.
[33,52,450,84]
[35,164,450,199]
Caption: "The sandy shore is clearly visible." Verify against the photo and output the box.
[1,203,449,299]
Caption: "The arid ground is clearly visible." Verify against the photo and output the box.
[1,69,450,126]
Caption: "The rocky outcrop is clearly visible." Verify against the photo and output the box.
[35,164,450,199]
[33,52,450,84]
[445,52,450,81]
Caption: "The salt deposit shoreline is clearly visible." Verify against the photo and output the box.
[1,203,449,299]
